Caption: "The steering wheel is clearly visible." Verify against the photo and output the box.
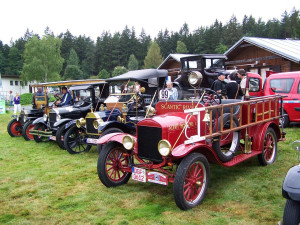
[128,93,145,110]
[200,88,222,106]
[74,101,84,107]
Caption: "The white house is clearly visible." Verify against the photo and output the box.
[0,74,34,101]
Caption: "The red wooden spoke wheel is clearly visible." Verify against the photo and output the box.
[174,153,210,210]
[97,142,132,187]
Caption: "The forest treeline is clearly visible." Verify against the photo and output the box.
[0,8,299,81]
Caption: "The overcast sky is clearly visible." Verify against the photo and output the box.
[0,0,299,45]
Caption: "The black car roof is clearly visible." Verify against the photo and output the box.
[69,82,107,91]
[106,69,168,82]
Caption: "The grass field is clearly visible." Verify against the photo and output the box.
[0,111,299,224]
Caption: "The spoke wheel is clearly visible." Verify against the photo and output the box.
[64,125,91,154]
[33,123,49,143]
[97,128,123,154]
[22,120,35,141]
[97,142,131,187]
[212,113,240,162]
[174,153,210,210]
[7,118,22,137]
[258,127,277,166]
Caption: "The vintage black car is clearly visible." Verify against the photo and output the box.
[63,69,168,154]
[29,81,108,149]
[174,54,227,98]
[7,79,103,141]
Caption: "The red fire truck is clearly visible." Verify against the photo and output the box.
[95,73,285,210]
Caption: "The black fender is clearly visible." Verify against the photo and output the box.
[64,120,76,130]
[282,165,300,201]
[32,117,47,126]
[98,121,134,134]
[54,118,72,128]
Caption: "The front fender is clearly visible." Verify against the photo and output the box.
[282,165,300,201]
[172,142,220,164]
[96,133,136,146]
[54,118,72,128]
[32,117,46,126]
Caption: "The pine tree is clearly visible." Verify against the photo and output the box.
[127,54,139,71]
[64,48,83,80]
[144,42,164,69]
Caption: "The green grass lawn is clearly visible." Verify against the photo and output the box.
[0,112,299,224]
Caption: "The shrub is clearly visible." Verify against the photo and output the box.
[20,93,33,105]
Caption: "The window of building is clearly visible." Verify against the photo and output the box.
[10,80,14,86]
[15,81,19,86]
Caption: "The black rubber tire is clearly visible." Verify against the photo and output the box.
[33,123,49,143]
[97,142,131,187]
[280,111,289,128]
[173,153,210,210]
[64,124,92,154]
[283,199,300,225]
[258,127,277,166]
[212,113,240,162]
[97,128,124,154]
[22,120,35,141]
[7,118,22,137]
[56,124,67,149]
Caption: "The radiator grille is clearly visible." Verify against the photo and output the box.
[137,125,162,162]
[49,112,56,128]
[86,118,97,134]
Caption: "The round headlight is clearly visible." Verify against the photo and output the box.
[122,135,135,150]
[56,114,61,122]
[93,118,103,129]
[158,140,172,156]
[76,118,86,128]
[43,114,48,122]
[188,71,203,87]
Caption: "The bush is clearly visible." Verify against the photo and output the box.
[20,93,33,105]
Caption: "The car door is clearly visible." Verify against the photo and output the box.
[288,75,300,122]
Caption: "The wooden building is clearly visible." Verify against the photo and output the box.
[225,37,300,80]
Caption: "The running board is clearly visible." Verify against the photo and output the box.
[223,151,261,167]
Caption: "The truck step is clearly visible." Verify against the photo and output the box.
[223,151,261,167]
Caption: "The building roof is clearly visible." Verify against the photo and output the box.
[157,54,197,69]
[224,37,300,64]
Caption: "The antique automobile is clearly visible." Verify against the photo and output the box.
[63,69,168,154]
[173,54,227,98]
[7,79,103,141]
[29,81,107,149]
[282,140,300,225]
[96,74,285,210]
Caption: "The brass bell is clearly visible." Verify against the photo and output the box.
[203,110,211,122]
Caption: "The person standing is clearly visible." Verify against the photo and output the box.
[13,92,21,115]
[8,90,13,110]
[211,72,227,94]
[226,73,243,99]
[237,69,247,94]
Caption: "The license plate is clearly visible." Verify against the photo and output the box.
[49,136,56,141]
[132,167,146,183]
[86,138,98,144]
[147,172,168,186]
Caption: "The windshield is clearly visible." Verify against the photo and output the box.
[269,78,294,93]
[109,81,136,94]
[204,58,225,69]
[73,89,92,102]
